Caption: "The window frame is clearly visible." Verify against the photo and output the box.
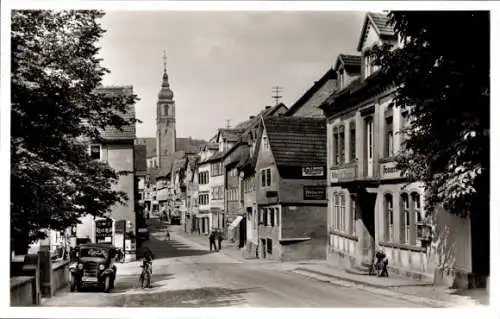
[89,143,102,161]
[385,193,394,242]
[260,168,272,188]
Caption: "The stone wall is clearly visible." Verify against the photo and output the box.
[10,276,37,306]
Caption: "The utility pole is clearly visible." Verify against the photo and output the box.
[272,86,283,105]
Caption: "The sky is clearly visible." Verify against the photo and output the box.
[98,11,366,140]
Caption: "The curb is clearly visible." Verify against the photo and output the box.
[291,268,473,308]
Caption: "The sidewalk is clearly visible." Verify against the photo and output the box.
[291,261,488,307]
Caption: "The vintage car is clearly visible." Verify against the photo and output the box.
[69,243,117,293]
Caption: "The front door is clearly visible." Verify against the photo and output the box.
[239,217,247,248]
[358,192,377,264]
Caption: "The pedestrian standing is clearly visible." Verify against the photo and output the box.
[209,230,217,252]
[166,228,171,240]
[216,229,223,251]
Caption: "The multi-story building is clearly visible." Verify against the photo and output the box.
[252,116,327,261]
[184,156,200,232]
[222,142,248,247]
[197,143,219,234]
[320,12,474,288]
[72,85,137,260]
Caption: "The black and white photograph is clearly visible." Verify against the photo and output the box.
[3,0,496,317]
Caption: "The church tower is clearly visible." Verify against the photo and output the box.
[156,52,176,170]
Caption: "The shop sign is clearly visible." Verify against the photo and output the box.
[380,162,402,180]
[302,166,325,177]
[303,186,326,200]
[330,167,356,183]
[95,218,113,244]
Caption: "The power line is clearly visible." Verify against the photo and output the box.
[272,86,283,105]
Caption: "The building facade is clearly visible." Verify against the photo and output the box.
[321,12,474,288]
[253,116,327,261]
[197,143,218,234]
[72,86,137,260]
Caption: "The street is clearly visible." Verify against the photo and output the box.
[43,218,429,308]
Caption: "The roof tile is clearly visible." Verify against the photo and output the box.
[96,86,136,141]
[263,117,326,167]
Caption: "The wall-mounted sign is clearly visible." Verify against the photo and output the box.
[330,167,356,183]
[95,218,113,244]
[303,186,326,200]
[380,162,402,180]
[302,166,325,177]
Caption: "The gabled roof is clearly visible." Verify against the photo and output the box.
[96,86,136,141]
[176,137,207,154]
[235,103,288,131]
[334,54,362,74]
[284,69,337,117]
[262,116,326,167]
[357,12,396,52]
[217,128,246,143]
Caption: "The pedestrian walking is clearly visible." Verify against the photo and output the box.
[216,229,223,251]
[166,228,171,240]
[209,230,217,252]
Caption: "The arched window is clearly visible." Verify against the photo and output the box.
[401,193,410,244]
[332,193,338,231]
[339,193,346,232]
[385,194,394,241]
[350,195,357,235]
[411,192,423,246]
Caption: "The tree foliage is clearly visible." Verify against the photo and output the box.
[11,10,139,251]
[370,11,489,217]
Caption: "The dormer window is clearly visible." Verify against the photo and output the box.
[364,53,373,78]
[338,68,345,90]
[364,52,380,78]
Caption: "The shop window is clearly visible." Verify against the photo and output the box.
[385,194,394,241]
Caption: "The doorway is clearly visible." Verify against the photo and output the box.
[358,191,377,264]
[239,216,247,248]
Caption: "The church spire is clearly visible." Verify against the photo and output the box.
[158,51,173,100]
[163,50,167,74]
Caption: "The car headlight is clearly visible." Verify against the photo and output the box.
[77,264,83,270]
[99,264,105,271]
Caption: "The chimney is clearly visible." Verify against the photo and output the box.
[265,106,272,110]
[249,116,255,119]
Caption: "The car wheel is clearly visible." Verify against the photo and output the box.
[104,276,111,293]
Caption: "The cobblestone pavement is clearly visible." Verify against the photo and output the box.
[43,219,433,308]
